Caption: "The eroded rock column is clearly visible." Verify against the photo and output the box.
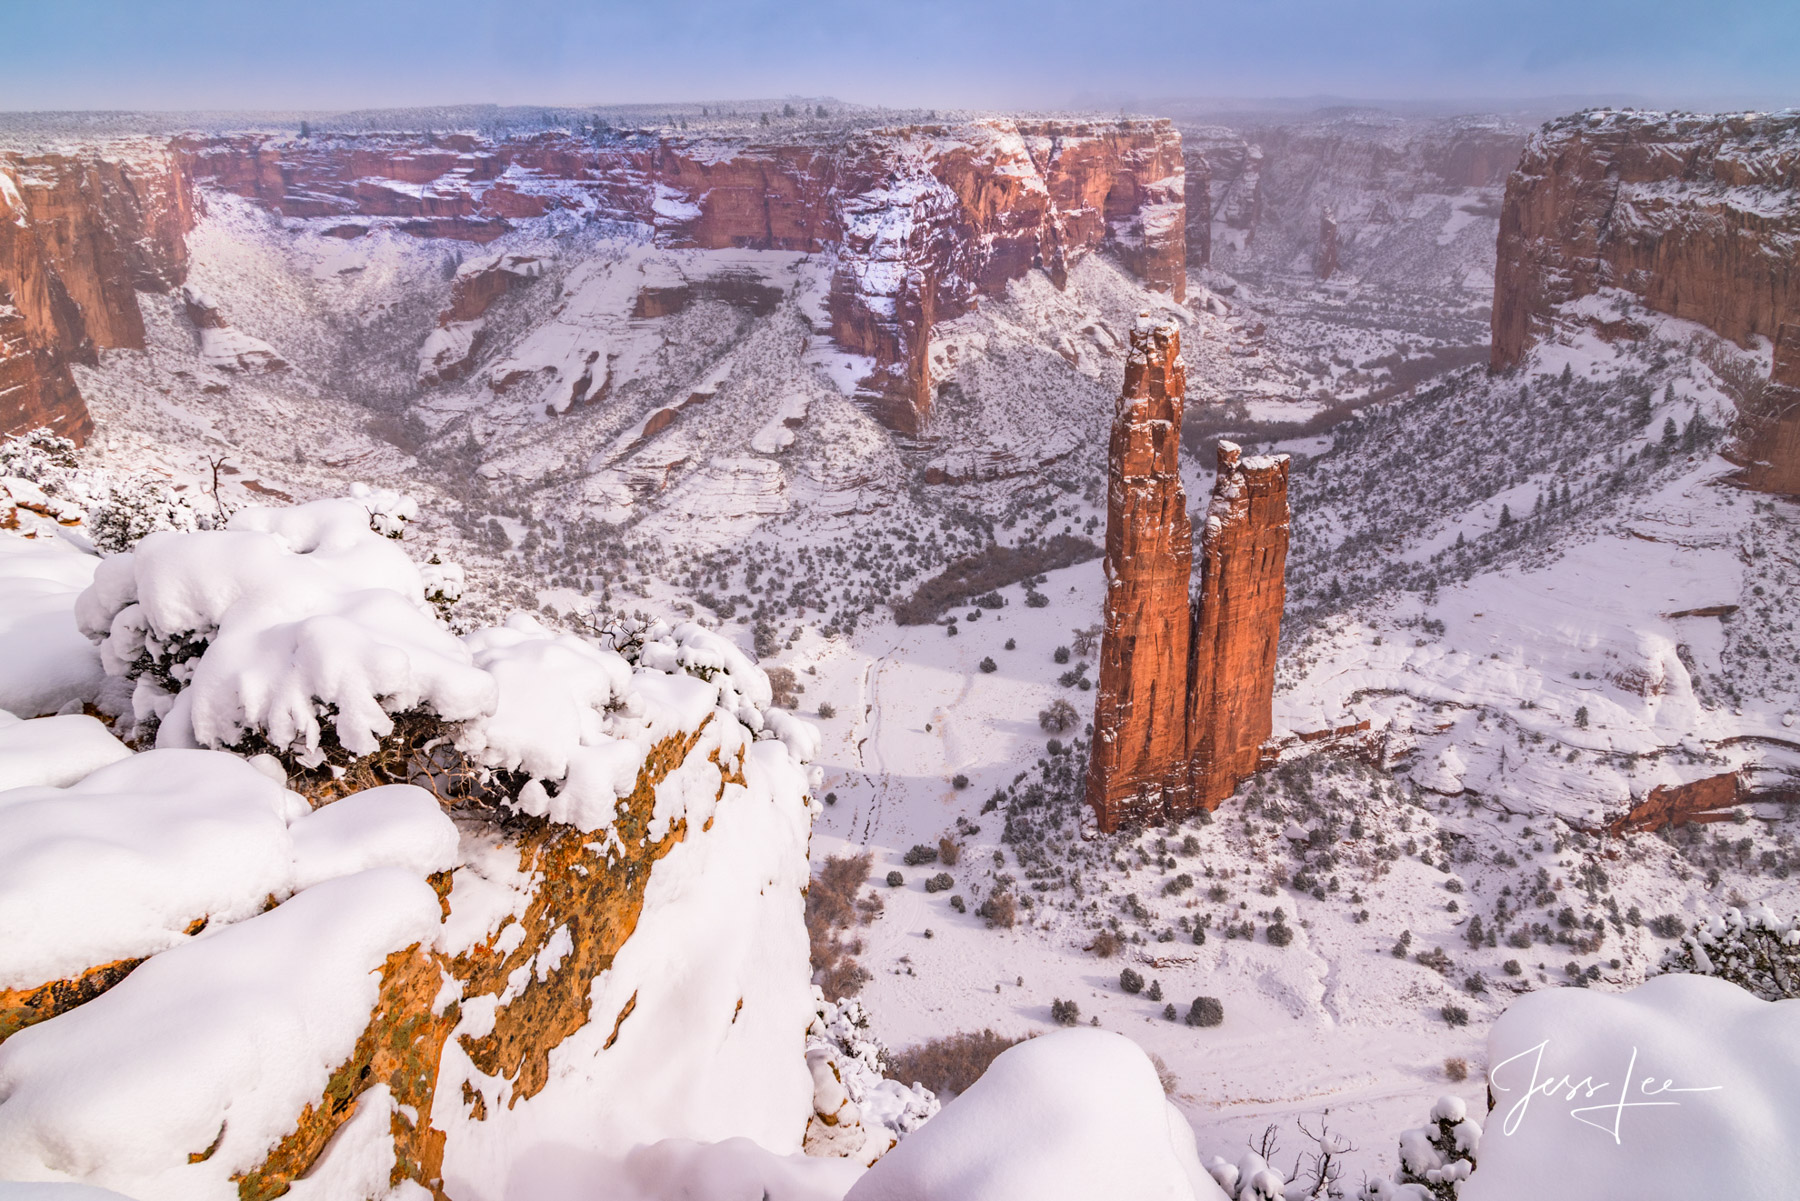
[1736,323,1800,495]
[1187,441,1291,809]
[1086,316,1194,831]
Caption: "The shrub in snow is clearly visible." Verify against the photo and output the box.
[978,656,997,673]
[887,870,905,887]
[1655,905,1800,999]
[804,992,939,1165]
[1038,698,1078,733]
[818,701,837,718]
[1266,918,1294,947]
[1120,967,1145,994]
[847,1029,1227,1201]
[977,891,1017,928]
[1187,996,1224,1027]
[888,1028,1024,1098]
[1366,1095,1480,1200]
[1465,974,1800,1200]
[74,497,495,757]
[1051,998,1081,1026]
[1,427,199,552]
[1439,1005,1469,1027]
[904,843,939,866]
[925,872,954,894]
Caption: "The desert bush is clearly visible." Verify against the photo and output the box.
[1051,998,1081,1026]
[886,870,904,887]
[1657,905,1800,999]
[925,872,954,894]
[1053,646,1071,664]
[1120,967,1145,994]
[1440,1005,1470,1027]
[938,836,961,865]
[950,895,966,913]
[889,1029,1025,1096]
[904,844,939,866]
[765,665,799,708]
[1186,996,1224,1028]
[808,852,875,1001]
[817,701,837,719]
[1038,699,1079,733]
[979,656,997,673]
[977,892,1017,929]
[1444,1057,1469,1082]
[1090,929,1121,958]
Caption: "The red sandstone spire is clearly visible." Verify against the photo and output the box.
[1187,440,1291,807]
[1086,315,1193,831]
[1086,324,1292,833]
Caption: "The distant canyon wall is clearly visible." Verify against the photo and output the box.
[178,120,1186,434]
[1489,110,1800,493]
[0,145,194,443]
[1180,116,1525,286]
[1490,109,1800,370]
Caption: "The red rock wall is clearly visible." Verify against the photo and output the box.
[1612,772,1743,834]
[1086,318,1195,831]
[1736,323,1800,495]
[0,146,194,443]
[1491,110,1800,371]
[1187,443,1291,809]
[179,120,1185,434]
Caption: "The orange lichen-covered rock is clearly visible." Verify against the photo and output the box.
[1187,442,1291,809]
[1086,317,1195,831]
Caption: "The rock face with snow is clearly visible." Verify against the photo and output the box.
[1087,320,1292,831]
[1490,109,1800,373]
[1733,321,1800,495]
[1087,317,1195,830]
[0,502,826,1199]
[0,146,195,443]
[178,121,1185,433]
[1187,442,1290,810]
[846,1029,1226,1201]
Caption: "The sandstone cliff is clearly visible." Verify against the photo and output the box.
[1087,317,1194,830]
[1734,323,1800,495]
[1086,319,1291,831]
[179,120,1184,433]
[1187,442,1291,808]
[1490,109,1800,371]
[0,144,194,442]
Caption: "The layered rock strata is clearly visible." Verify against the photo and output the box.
[1086,317,1292,831]
[1491,110,1800,371]
[0,146,195,442]
[180,120,1184,433]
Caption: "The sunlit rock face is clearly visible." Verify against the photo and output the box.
[1490,109,1800,373]
[1086,319,1290,832]
[0,144,194,442]
[177,119,1184,434]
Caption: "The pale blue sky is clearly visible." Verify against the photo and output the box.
[3,0,1795,112]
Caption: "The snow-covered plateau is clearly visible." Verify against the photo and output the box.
[0,102,1796,1201]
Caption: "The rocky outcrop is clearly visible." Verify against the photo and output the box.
[1187,442,1291,808]
[1314,208,1340,279]
[1087,318,1291,831]
[1183,150,1212,266]
[0,145,195,442]
[417,253,544,385]
[180,120,1184,433]
[1734,323,1800,494]
[1087,317,1195,830]
[180,286,287,373]
[1612,772,1744,834]
[1491,110,1800,371]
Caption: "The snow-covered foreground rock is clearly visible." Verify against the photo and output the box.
[0,500,827,1200]
[848,1030,1226,1201]
[1468,974,1800,1201]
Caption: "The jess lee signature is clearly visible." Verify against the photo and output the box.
[1489,1040,1723,1144]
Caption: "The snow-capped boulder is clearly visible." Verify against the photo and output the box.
[0,711,129,791]
[847,1029,1228,1201]
[0,533,105,719]
[1465,973,1800,1200]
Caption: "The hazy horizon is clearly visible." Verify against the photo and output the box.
[6,0,1797,115]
